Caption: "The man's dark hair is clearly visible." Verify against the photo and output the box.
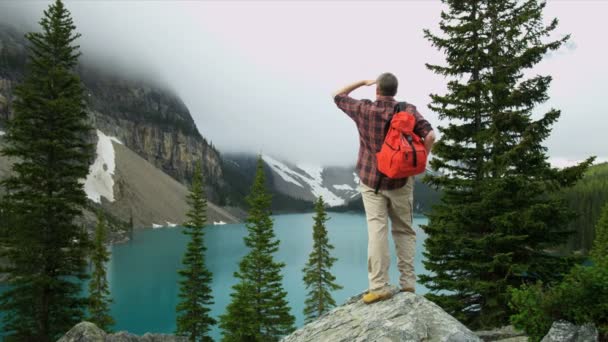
[377,73,398,96]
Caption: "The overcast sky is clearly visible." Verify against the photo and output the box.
[1,1,606,167]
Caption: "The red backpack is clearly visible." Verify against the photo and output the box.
[375,102,427,193]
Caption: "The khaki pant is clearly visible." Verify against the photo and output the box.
[360,179,416,291]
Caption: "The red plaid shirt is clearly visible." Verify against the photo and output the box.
[334,94,433,190]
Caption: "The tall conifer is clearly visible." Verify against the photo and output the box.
[88,212,115,331]
[0,1,93,340]
[302,196,342,323]
[421,0,593,329]
[219,156,295,342]
[176,162,216,341]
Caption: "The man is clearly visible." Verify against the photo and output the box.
[333,72,435,304]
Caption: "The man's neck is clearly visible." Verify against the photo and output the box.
[376,94,395,101]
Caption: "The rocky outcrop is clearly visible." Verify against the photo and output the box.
[540,321,598,342]
[474,326,527,342]
[281,286,482,342]
[58,322,187,342]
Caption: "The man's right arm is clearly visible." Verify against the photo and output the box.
[333,79,376,122]
[332,80,376,97]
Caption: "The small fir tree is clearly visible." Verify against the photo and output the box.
[219,156,295,342]
[0,1,93,340]
[176,162,216,341]
[88,211,115,331]
[302,196,342,323]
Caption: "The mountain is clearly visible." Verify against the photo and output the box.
[85,130,238,229]
[0,23,239,234]
[221,153,315,213]
[223,153,441,214]
[0,23,223,192]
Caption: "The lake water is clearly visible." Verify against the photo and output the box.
[2,212,429,340]
[108,213,429,340]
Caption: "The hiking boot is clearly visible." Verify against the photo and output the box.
[400,286,415,293]
[362,287,393,305]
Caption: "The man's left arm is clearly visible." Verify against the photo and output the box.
[423,130,436,155]
[408,105,436,154]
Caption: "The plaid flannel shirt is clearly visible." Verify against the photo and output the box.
[334,94,433,191]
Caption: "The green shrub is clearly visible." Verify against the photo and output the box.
[509,282,553,342]
[509,203,608,342]
[509,262,608,341]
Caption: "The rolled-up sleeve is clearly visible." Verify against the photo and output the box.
[406,104,433,138]
[334,94,372,123]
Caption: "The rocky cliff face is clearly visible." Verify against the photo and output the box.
[0,23,223,194]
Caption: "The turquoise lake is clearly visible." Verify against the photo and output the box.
[3,212,429,340]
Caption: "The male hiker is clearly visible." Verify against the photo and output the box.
[333,73,435,304]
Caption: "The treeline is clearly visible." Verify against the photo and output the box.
[562,162,608,253]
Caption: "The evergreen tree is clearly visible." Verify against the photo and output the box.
[219,156,295,342]
[0,1,93,340]
[420,0,593,329]
[88,211,115,331]
[176,162,216,341]
[302,196,342,323]
[590,202,608,263]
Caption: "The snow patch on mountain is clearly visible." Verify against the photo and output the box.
[333,184,354,191]
[0,130,5,136]
[296,164,345,206]
[262,155,304,187]
[298,165,323,182]
[353,172,360,184]
[84,130,122,203]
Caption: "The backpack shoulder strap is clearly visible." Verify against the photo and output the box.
[383,101,408,136]
[393,101,408,114]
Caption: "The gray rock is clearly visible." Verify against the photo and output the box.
[475,326,527,341]
[281,286,482,342]
[540,320,598,342]
[57,322,107,342]
[57,322,188,342]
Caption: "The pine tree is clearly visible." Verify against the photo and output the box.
[302,196,342,323]
[88,211,115,331]
[219,156,295,342]
[420,0,593,329]
[0,1,93,340]
[590,202,608,263]
[176,162,216,341]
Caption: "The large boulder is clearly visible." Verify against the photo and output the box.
[57,322,187,342]
[281,286,482,342]
[540,320,598,342]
